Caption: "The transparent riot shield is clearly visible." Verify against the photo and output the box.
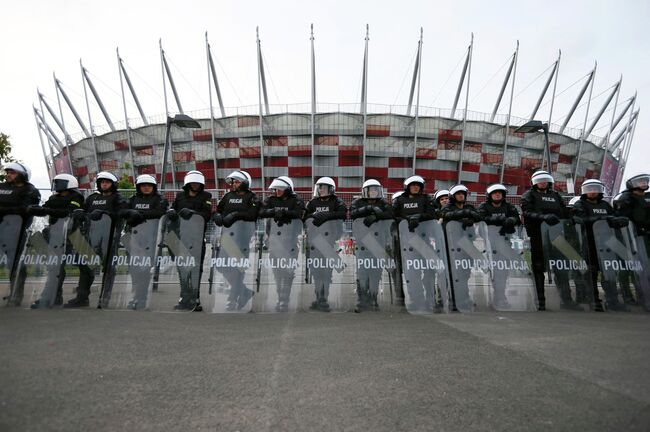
[593,220,650,311]
[482,225,537,311]
[541,220,593,310]
[302,219,353,312]
[445,220,491,312]
[1,215,23,304]
[630,232,650,311]
[15,216,70,308]
[398,219,450,314]
[352,219,399,312]
[103,218,162,310]
[205,220,257,313]
[67,213,115,307]
[149,214,205,311]
[252,219,303,313]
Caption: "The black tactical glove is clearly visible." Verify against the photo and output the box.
[178,208,195,220]
[27,205,49,217]
[504,216,518,227]
[71,209,86,221]
[165,209,179,221]
[363,214,377,227]
[572,216,584,225]
[127,210,145,226]
[222,212,241,228]
[608,216,629,228]
[312,212,328,227]
[544,214,560,226]
[89,209,106,221]
[212,213,223,226]
[407,215,420,232]
[462,218,474,228]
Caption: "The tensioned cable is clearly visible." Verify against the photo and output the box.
[513,62,555,99]
[392,47,418,106]
[166,54,209,107]
[537,72,591,110]
[556,82,616,125]
[470,53,513,104]
[430,50,466,106]
[214,56,243,105]
[61,73,140,115]
[122,61,165,102]
[591,98,635,132]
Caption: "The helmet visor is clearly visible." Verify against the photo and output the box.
[581,183,605,195]
[362,185,383,199]
[52,178,69,192]
[629,175,650,190]
[315,184,334,197]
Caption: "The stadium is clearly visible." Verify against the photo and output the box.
[32,31,639,198]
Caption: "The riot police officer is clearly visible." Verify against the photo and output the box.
[0,162,41,216]
[521,170,579,311]
[304,177,347,311]
[478,184,520,235]
[432,189,450,216]
[350,179,394,312]
[119,174,169,310]
[120,174,168,227]
[616,173,650,235]
[64,171,128,308]
[166,170,213,311]
[28,174,85,309]
[259,176,304,311]
[477,184,521,308]
[1,162,40,305]
[440,184,483,311]
[393,175,438,310]
[572,179,630,311]
[212,170,260,311]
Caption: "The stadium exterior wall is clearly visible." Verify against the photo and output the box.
[55,111,613,196]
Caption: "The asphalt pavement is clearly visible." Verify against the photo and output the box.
[0,308,649,431]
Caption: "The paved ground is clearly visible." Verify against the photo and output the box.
[0,308,649,431]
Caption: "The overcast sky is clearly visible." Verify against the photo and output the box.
[1,0,648,192]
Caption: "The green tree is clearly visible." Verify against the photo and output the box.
[0,132,18,182]
[117,173,135,190]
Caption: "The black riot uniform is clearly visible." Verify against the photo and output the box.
[0,168,40,304]
[615,175,650,310]
[26,189,85,308]
[521,175,579,311]
[478,199,520,234]
[304,191,347,311]
[118,178,169,309]
[350,194,394,312]
[304,195,347,225]
[213,188,260,310]
[121,190,169,226]
[573,193,630,311]
[65,176,128,308]
[166,184,213,310]
[259,187,305,311]
[393,181,438,311]
[440,187,483,311]
[478,187,521,308]
[0,181,41,217]
[616,191,650,236]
